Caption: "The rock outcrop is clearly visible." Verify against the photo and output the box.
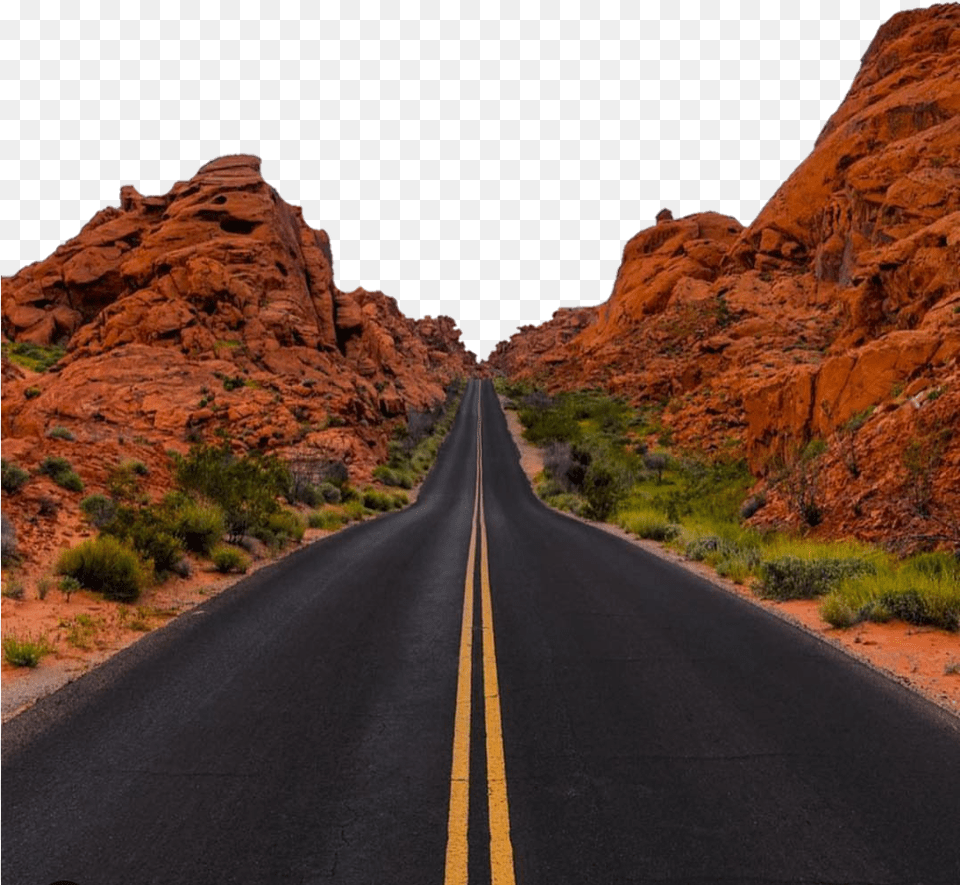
[487,5,960,549]
[2,155,475,572]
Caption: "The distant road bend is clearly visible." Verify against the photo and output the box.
[4,379,960,884]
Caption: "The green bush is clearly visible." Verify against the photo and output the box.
[24,387,41,399]
[173,443,291,540]
[309,509,345,530]
[390,491,409,509]
[342,500,366,522]
[38,456,83,492]
[362,488,395,512]
[211,545,250,574]
[172,502,225,555]
[57,536,149,602]
[1,459,30,494]
[254,509,306,547]
[46,426,75,441]
[373,465,415,489]
[757,556,875,601]
[319,482,342,504]
[102,506,184,576]
[2,634,51,668]
[80,494,118,528]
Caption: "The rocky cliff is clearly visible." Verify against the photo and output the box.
[2,155,475,566]
[487,4,960,549]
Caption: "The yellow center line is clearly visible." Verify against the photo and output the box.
[444,389,517,885]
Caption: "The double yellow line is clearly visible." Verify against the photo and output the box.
[444,392,516,885]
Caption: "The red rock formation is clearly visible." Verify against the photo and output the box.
[1,155,475,570]
[487,5,960,549]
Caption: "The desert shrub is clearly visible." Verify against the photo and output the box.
[309,509,345,530]
[24,386,41,399]
[46,426,75,441]
[102,506,184,576]
[37,456,83,492]
[2,634,51,668]
[342,500,366,521]
[391,491,409,509]
[642,451,669,483]
[107,461,146,501]
[316,460,349,489]
[582,456,632,521]
[252,509,306,548]
[541,492,588,517]
[173,443,290,540]
[2,576,25,599]
[879,586,959,631]
[211,545,250,574]
[373,465,415,489]
[172,501,225,555]
[820,593,860,629]
[757,556,875,601]
[80,494,118,528]
[319,482,342,504]
[57,536,149,602]
[1,459,30,494]
[362,488,395,512]
[1,514,18,565]
[58,575,81,601]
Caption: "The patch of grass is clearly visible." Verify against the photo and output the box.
[616,506,680,541]
[211,545,250,574]
[1,459,30,494]
[308,509,345,531]
[37,456,84,492]
[2,633,52,668]
[56,536,150,602]
[46,425,75,441]
[59,613,101,650]
[820,557,960,631]
[341,500,367,522]
[2,341,66,373]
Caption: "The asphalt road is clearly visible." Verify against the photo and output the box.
[4,379,960,885]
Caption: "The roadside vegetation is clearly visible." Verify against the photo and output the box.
[496,378,960,633]
[32,377,467,616]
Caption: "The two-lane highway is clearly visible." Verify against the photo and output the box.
[4,379,960,884]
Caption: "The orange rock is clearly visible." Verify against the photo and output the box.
[2,154,477,580]
[486,4,960,550]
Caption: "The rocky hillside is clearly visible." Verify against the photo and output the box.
[487,4,960,549]
[2,155,475,569]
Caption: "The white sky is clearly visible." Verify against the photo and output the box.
[4,0,928,359]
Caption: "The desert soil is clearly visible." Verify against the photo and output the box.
[498,397,960,720]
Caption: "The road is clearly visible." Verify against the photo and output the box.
[4,378,960,884]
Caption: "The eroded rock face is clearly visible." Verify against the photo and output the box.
[1,155,476,531]
[486,5,960,548]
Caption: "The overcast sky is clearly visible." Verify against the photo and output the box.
[5,0,928,359]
